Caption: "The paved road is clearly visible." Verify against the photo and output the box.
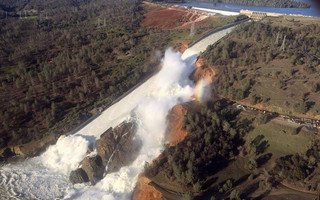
[233,101,320,131]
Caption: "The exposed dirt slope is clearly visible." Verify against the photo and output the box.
[133,56,217,200]
[190,57,216,83]
[134,101,200,199]
[142,4,207,29]
[165,102,200,146]
[132,175,162,200]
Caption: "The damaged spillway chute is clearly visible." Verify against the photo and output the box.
[69,122,142,185]
[0,21,243,200]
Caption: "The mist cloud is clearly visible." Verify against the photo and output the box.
[0,48,199,200]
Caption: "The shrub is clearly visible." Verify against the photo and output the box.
[182,191,194,200]
[248,158,258,170]
[230,189,241,200]
[257,114,268,124]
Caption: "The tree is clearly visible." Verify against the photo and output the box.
[187,160,193,170]
[259,180,265,190]
[294,101,308,114]
[250,94,262,105]
[230,189,241,200]
[204,132,212,144]
[186,168,194,184]
[257,114,268,124]
[15,79,21,88]
[248,174,254,181]
[250,144,257,154]
[193,181,201,192]
[248,158,258,170]
[222,179,233,191]
[182,191,194,200]
[311,82,320,93]
[51,102,56,117]
[173,162,181,179]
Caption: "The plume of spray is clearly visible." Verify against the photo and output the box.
[63,48,195,199]
[0,48,199,200]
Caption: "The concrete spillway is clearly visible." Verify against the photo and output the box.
[187,24,239,54]
[192,7,240,16]
[0,20,245,200]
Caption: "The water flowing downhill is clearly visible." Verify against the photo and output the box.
[0,23,240,200]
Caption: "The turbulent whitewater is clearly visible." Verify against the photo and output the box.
[0,23,239,199]
[0,48,199,200]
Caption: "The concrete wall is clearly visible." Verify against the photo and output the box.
[240,9,283,17]
[191,7,239,16]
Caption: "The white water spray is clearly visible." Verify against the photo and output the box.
[0,22,239,199]
[0,48,199,200]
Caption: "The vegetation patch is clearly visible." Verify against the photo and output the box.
[202,18,320,118]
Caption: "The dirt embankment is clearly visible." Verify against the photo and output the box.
[165,58,215,147]
[165,101,201,147]
[141,4,208,30]
[165,104,188,146]
[133,103,198,200]
[190,57,216,83]
[135,6,217,196]
[175,41,189,54]
[133,103,195,200]
[141,3,209,54]
[132,175,163,200]
[133,59,216,199]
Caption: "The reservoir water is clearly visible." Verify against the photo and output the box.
[175,0,320,17]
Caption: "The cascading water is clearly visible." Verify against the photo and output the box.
[0,48,199,200]
[0,23,240,199]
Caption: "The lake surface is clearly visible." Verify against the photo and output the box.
[175,0,320,17]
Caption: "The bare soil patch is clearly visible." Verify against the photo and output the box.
[141,4,208,30]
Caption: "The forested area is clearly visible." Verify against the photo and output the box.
[148,0,185,3]
[213,0,310,8]
[202,20,320,116]
[271,139,320,191]
[203,21,320,71]
[149,0,310,8]
[145,101,252,198]
[273,140,320,182]
[0,0,30,13]
[0,0,173,151]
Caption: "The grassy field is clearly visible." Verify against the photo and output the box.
[147,101,320,199]
[198,110,318,199]
[263,15,320,28]
[246,58,320,117]
[245,118,315,158]
[204,15,320,120]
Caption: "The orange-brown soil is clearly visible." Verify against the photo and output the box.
[135,6,216,196]
[190,57,216,83]
[132,175,163,200]
[133,102,200,199]
[173,41,189,54]
[142,4,207,29]
[165,104,188,147]
[165,101,200,146]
